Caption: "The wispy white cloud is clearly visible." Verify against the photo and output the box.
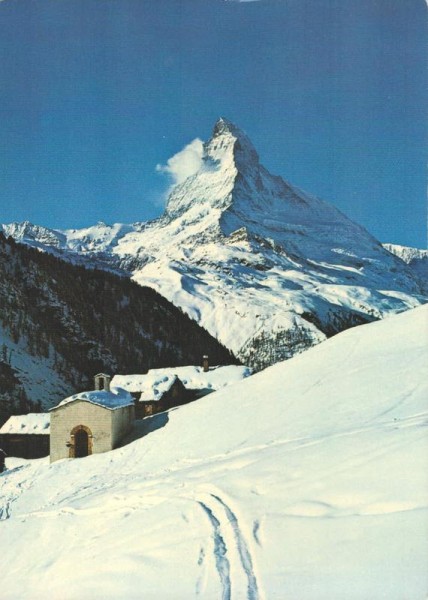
[156,138,204,186]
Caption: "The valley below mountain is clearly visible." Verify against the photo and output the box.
[0,232,235,422]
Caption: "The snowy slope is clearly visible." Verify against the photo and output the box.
[3,119,426,368]
[1,305,427,599]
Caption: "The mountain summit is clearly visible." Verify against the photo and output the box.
[163,118,380,264]
[3,120,426,368]
[208,116,260,164]
[163,117,260,222]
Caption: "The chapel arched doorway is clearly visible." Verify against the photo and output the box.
[69,425,93,458]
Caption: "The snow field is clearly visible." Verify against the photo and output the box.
[0,305,427,599]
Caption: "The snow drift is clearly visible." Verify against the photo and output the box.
[1,305,427,599]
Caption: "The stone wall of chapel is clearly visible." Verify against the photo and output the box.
[50,401,113,463]
[111,404,135,449]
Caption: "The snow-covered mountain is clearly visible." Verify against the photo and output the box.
[1,305,427,599]
[383,243,428,264]
[1,220,136,272]
[383,243,428,293]
[3,119,426,369]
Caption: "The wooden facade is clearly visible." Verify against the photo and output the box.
[0,448,6,473]
[135,377,188,418]
[0,432,50,459]
[0,414,50,460]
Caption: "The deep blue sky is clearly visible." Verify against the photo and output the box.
[0,0,426,247]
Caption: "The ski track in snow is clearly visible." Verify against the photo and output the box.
[212,494,260,600]
[0,465,34,521]
[198,499,231,600]
[0,500,10,520]
[197,492,261,600]
[252,520,262,547]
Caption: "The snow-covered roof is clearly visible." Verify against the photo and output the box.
[111,365,252,396]
[0,413,50,435]
[112,373,180,403]
[52,388,134,411]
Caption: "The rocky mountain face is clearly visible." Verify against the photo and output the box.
[2,119,426,370]
[0,232,236,424]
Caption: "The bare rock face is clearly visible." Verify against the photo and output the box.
[3,119,426,369]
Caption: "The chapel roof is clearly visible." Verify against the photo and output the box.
[51,388,134,411]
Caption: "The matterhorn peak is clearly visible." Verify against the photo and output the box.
[212,117,245,138]
[164,118,261,221]
[204,117,259,167]
[2,119,425,374]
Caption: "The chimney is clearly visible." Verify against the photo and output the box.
[94,373,111,392]
[202,355,209,373]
